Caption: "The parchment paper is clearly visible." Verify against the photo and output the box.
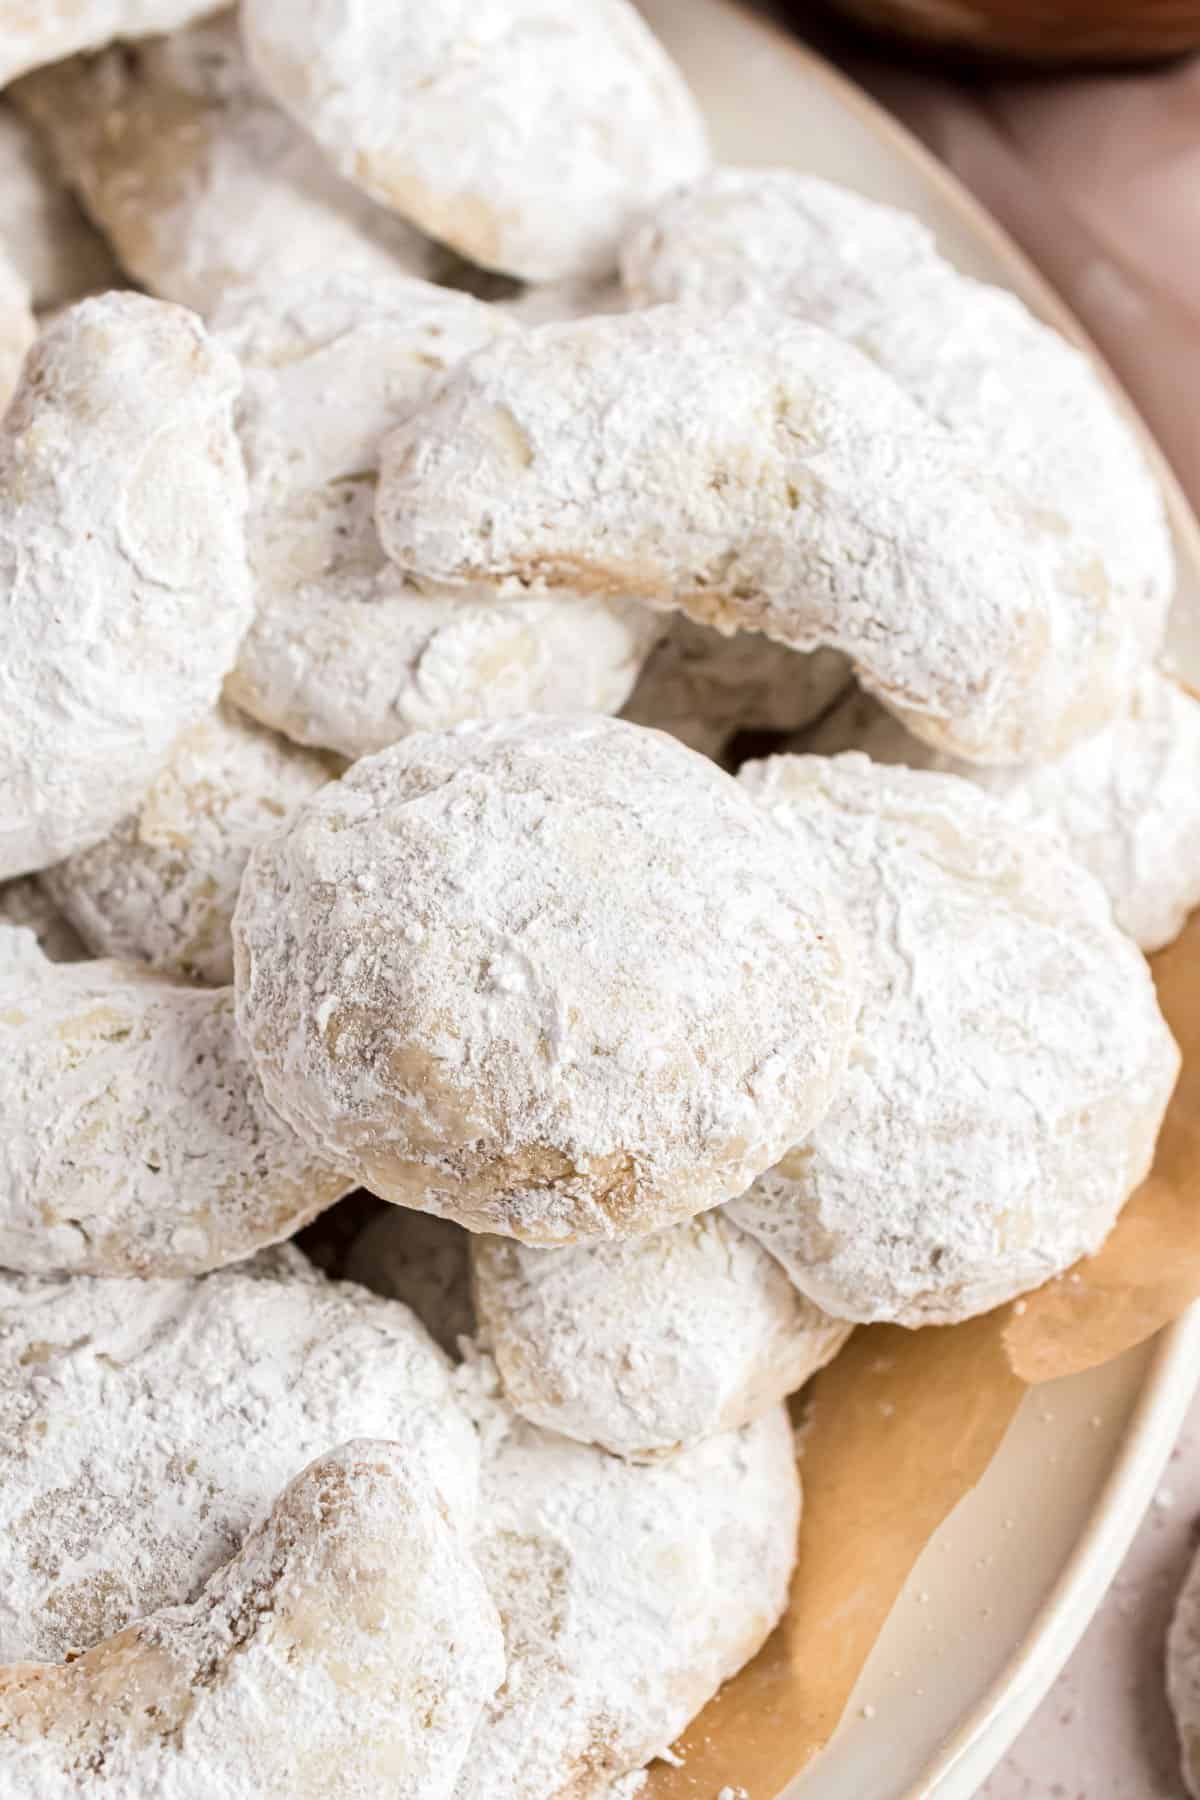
[645,911,1200,1798]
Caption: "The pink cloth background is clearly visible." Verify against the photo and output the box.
[846,50,1200,517]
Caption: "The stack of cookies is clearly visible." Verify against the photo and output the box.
[0,4,1191,1795]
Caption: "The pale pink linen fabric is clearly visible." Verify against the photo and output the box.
[851,54,1200,510]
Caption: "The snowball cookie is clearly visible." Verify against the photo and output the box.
[0,244,34,409]
[0,1440,504,1800]
[240,0,709,283]
[0,105,118,310]
[471,1207,851,1458]
[0,1245,478,1664]
[41,702,340,987]
[801,669,1200,955]
[216,270,656,760]
[730,755,1180,1326]
[622,168,1173,658]
[453,1356,799,1798]
[234,716,859,1243]
[1168,1540,1200,1798]
[0,881,85,963]
[345,1208,475,1359]
[377,306,1141,767]
[0,929,354,1278]
[622,614,851,760]
[12,17,437,318]
[0,0,218,87]
[0,293,251,880]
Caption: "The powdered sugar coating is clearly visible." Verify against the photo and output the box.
[229,548,656,763]
[0,293,251,879]
[453,1355,799,1798]
[13,16,437,318]
[472,1208,851,1458]
[376,306,1139,766]
[622,168,1173,660]
[0,930,354,1277]
[622,614,851,759]
[730,754,1180,1326]
[0,1247,477,1665]
[0,243,34,410]
[217,270,656,759]
[0,106,118,310]
[0,883,85,963]
[0,1440,503,1800]
[1168,1540,1200,1799]
[234,716,859,1243]
[345,1208,475,1358]
[802,670,1200,954]
[241,0,709,283]
[0,0,219,86]
[42,703,339,987]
